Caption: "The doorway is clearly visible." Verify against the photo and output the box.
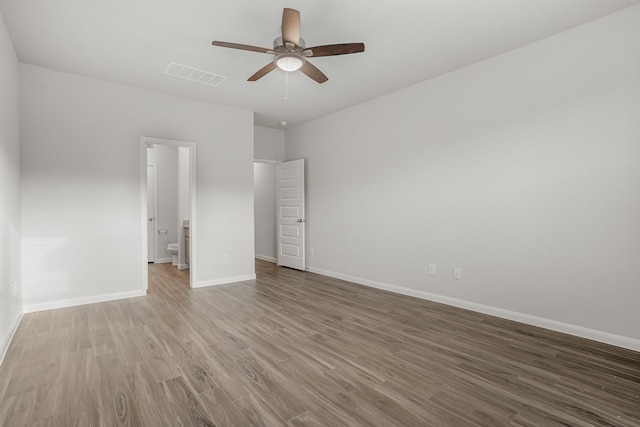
[140,137,197,290]
[253,159,306,270]
[253,161,279,263]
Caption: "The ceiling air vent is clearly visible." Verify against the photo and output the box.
[163,62,227,87]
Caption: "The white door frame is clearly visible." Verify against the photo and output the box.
[140,137,197,290]
[147,164,158,262]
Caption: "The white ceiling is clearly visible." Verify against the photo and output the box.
[1,0,638,128]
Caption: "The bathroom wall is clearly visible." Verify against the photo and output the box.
[178,146,190,268]
[147,144,178,262]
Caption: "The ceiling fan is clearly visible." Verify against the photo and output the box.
[212,8,365,84]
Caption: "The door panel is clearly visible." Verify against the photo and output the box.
[276,159,305,270]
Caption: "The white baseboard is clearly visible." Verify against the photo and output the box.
[155,258,172,264]
[306,266,640,352]
[177,264,190,270]
[194,274,256,289]
[0,312,23,365]
[255,254,277,263]
[23,289,147,313]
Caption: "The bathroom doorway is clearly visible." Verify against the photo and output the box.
[140,137,196,290]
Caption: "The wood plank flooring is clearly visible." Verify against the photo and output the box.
[1,259,639,426]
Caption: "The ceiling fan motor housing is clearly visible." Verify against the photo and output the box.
[273,36,307,71]
[273,36,305,51]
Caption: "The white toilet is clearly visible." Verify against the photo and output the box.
[167,243,179,266]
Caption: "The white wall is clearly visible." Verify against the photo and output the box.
[253,125,285,262]
[21,64,255,310]
[147,144,178,262]
[286,6,640,349]
[0,10,22,362]
[254,126,285,162]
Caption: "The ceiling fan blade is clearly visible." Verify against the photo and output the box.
[248,62,277,81]
[282,8,300,46]
[303,43,365,57]
[300,61,328,84]
[212,41,273,54]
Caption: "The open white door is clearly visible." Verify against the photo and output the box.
[276,159,305,270]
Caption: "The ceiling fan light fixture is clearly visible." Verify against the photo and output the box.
[275,53,304,72]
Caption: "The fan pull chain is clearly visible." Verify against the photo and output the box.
[285,71,289,100]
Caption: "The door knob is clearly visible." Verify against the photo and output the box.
[297,218,306,223]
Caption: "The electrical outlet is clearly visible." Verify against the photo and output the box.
[310,247,314,256]
[223,254,229,263]
[11,282,18,296]
[453,267,462,280]
[428,264,436,276]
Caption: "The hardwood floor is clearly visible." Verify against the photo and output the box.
[1,259,639,426]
